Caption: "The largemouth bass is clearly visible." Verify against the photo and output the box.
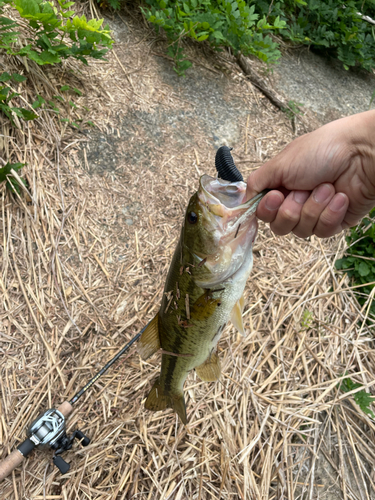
[138,175,267,423]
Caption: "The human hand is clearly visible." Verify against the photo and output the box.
[246,110,375,238]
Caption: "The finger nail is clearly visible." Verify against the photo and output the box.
[313,184,332,204]
[293,191,309,204]
[265,194,283,211]
[329,193,347,212]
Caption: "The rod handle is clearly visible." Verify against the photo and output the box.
[0,448,25,482]
[57,401,73,418]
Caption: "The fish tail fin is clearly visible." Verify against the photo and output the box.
[171,393,187,425]
[145,379,187,424]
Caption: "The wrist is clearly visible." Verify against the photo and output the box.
[347,110,375,191]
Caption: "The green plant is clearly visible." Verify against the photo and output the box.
[335,209,375,317]
[282,99,304,119]
[0,162,27,193]
[142,0,286,75]
[98,0,120,10]
[0,72,37,124]
[141,1,375,75]
[255,0,375,71]
[0,0,113,66]
[339,374,375,418]
[301,309,313,329]
[0,0,113,128]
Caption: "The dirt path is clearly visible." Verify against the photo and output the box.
[1,7,374,500]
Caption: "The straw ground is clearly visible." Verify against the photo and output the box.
[1,4,375,499]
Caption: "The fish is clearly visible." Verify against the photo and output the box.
[138,174,267,424]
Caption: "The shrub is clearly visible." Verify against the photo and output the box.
[142,0,286,75]
[0,0,113,66]
[0,0,114,127]
[136,0,375,74]
[254,0,375,71]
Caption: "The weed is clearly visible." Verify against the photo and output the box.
[0,162,27,193]
[283,99,304,119]
[301,310,313,329]
[339,374,375,418]
[335,209,375,318]
[0,73,37,125]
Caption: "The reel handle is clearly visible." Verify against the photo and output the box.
[0,401,74,482]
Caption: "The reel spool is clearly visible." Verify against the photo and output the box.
[26,408,90,474]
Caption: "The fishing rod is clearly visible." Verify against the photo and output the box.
[0,327,145,481]
[0,146,260,482]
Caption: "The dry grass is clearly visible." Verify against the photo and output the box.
[1,5,375,500]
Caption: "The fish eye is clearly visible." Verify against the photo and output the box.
[187,211,198,224]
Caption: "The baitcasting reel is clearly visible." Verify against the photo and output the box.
[0,323,144,482]
[22,406,90,474]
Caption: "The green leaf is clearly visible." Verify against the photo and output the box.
[212,30,224,40]
[32,95,45,109]
[0,162,24,182]
[60,85,71,92]
[11,73,27,82]
[0,72,12,82]
[11,107,38,120]
[62,10,75,17]
[358,261,370,277]
[335,259,344,270]
[47,100,60,113]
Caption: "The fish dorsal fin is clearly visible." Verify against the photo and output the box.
[145,378,187,424]
[138,314,160,360]
[231,296,245,336]
[195,352,221,382]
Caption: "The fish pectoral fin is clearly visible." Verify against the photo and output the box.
[239,295,245,311]
[230,297,245,336]
[137,313,160,360]
[145,378,187,424]
[195,352,221,382]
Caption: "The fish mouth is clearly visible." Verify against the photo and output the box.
[199,174,267,230]
[194,175,267,286]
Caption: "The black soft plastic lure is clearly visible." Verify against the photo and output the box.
[215,146,244,183]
